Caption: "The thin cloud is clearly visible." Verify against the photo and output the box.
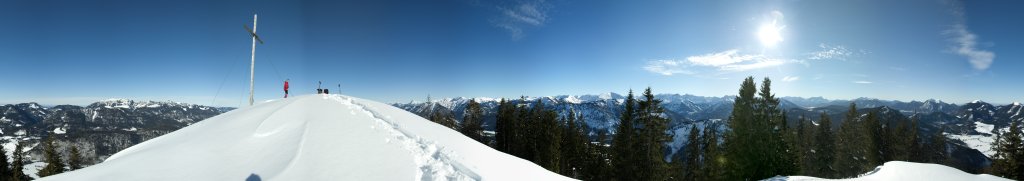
[945,0,995,71]
[643,48,794,75]
[643,49,793,76]
[643,59,695,76]
[853,81,873,84]
[807,43,856,61]
[782,76,800,82]
[493,0,550,40]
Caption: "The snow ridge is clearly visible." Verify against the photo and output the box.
[332,95,480,181]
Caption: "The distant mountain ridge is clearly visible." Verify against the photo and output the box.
[392,93,1024,173]
[0,99,227,178]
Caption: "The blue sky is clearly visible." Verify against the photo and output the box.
[1,0,1021,107]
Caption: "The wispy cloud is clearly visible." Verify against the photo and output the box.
[643,60,694,76]
[782,76,800,82]
[493,0,550,40]
[853,81,873,84]
[643,49,793,75]
[945,0,995,71]
[807,43,856,61]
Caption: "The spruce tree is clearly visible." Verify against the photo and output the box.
[69,145,84,171]
[990,121,1022,180]
[699,122,723,180]
[863,111,883,167]
[459,99,485,143]
[495,98,512,152]
[38,135,67,177]
[758,78,798,176]
[636,87,672,181]
[833,103,866,177]
[795,115,814,175]
[907,118,924,163]
[612,90,639,181]
[927,127,949,164]
[0,143,10,179]
[814,112,835,178]
[682,125,702,180]
[11,142,25,181]
[723,77,760,180]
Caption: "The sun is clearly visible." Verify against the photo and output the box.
[758,20,784,48]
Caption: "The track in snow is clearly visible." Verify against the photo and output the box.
[330,95,481,180]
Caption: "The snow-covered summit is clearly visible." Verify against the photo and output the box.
[41,94,571,181]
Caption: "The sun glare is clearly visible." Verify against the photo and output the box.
[758,20,783,48]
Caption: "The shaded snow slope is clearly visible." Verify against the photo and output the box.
[40,94,571,181]
[767,161,1009,181]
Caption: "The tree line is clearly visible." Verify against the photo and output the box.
[434,76,1019,180]
[0,135,85,180]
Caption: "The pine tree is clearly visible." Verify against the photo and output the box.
[906,118,924,163]
[69,145,84,171]
[636,87,672,181]
[863,111,883,167]
[722,77,796,180]
[495,98,512,152]
[699,122,723,180]
[990,121,1023,180]
[11,142,26,181]
[723,77,760,180]
[833,103,867,177]
[814,112,835,178]
[38,135,67,177]
[459,99,485,143]
[681,125,702,180]
[758,78,798,176]
[612,90,639,181]
[927,127,949,164]
[795,115,814,175]
[0,143,10,179]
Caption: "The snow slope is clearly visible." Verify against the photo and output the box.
[767,161,1009,181]
[39,94,572,181]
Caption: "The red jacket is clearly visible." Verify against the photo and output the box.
[284,81,289,90]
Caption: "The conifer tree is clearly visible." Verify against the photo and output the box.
[681,125,702,180]
[795,115,815,175]
[699,122,723,180]
[636,87,672,181]
[38,135,66,177]
[722,77,795,180]
[612,90,639,180]
[69,145,84,171]
[906,118,924,163]
[11,142,26,181]
[459,99,485,143]
[723,77,761,180]
[833,103,867,177]
[814,112,835,178]
[990,121,1023,180]
[495,98,513,152]
[758,78,798,176]
[863,111,883,167]
[927,127,949,164]
[0,143,10,179]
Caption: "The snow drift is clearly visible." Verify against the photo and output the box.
[39,94,572,181]
[767,161,1009,181]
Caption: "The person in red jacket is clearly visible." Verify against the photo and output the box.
[283,79,290,98]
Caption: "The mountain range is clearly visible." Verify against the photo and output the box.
[3,93,1021,176]
[1,99,227,178]
[392,93,1024,173]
